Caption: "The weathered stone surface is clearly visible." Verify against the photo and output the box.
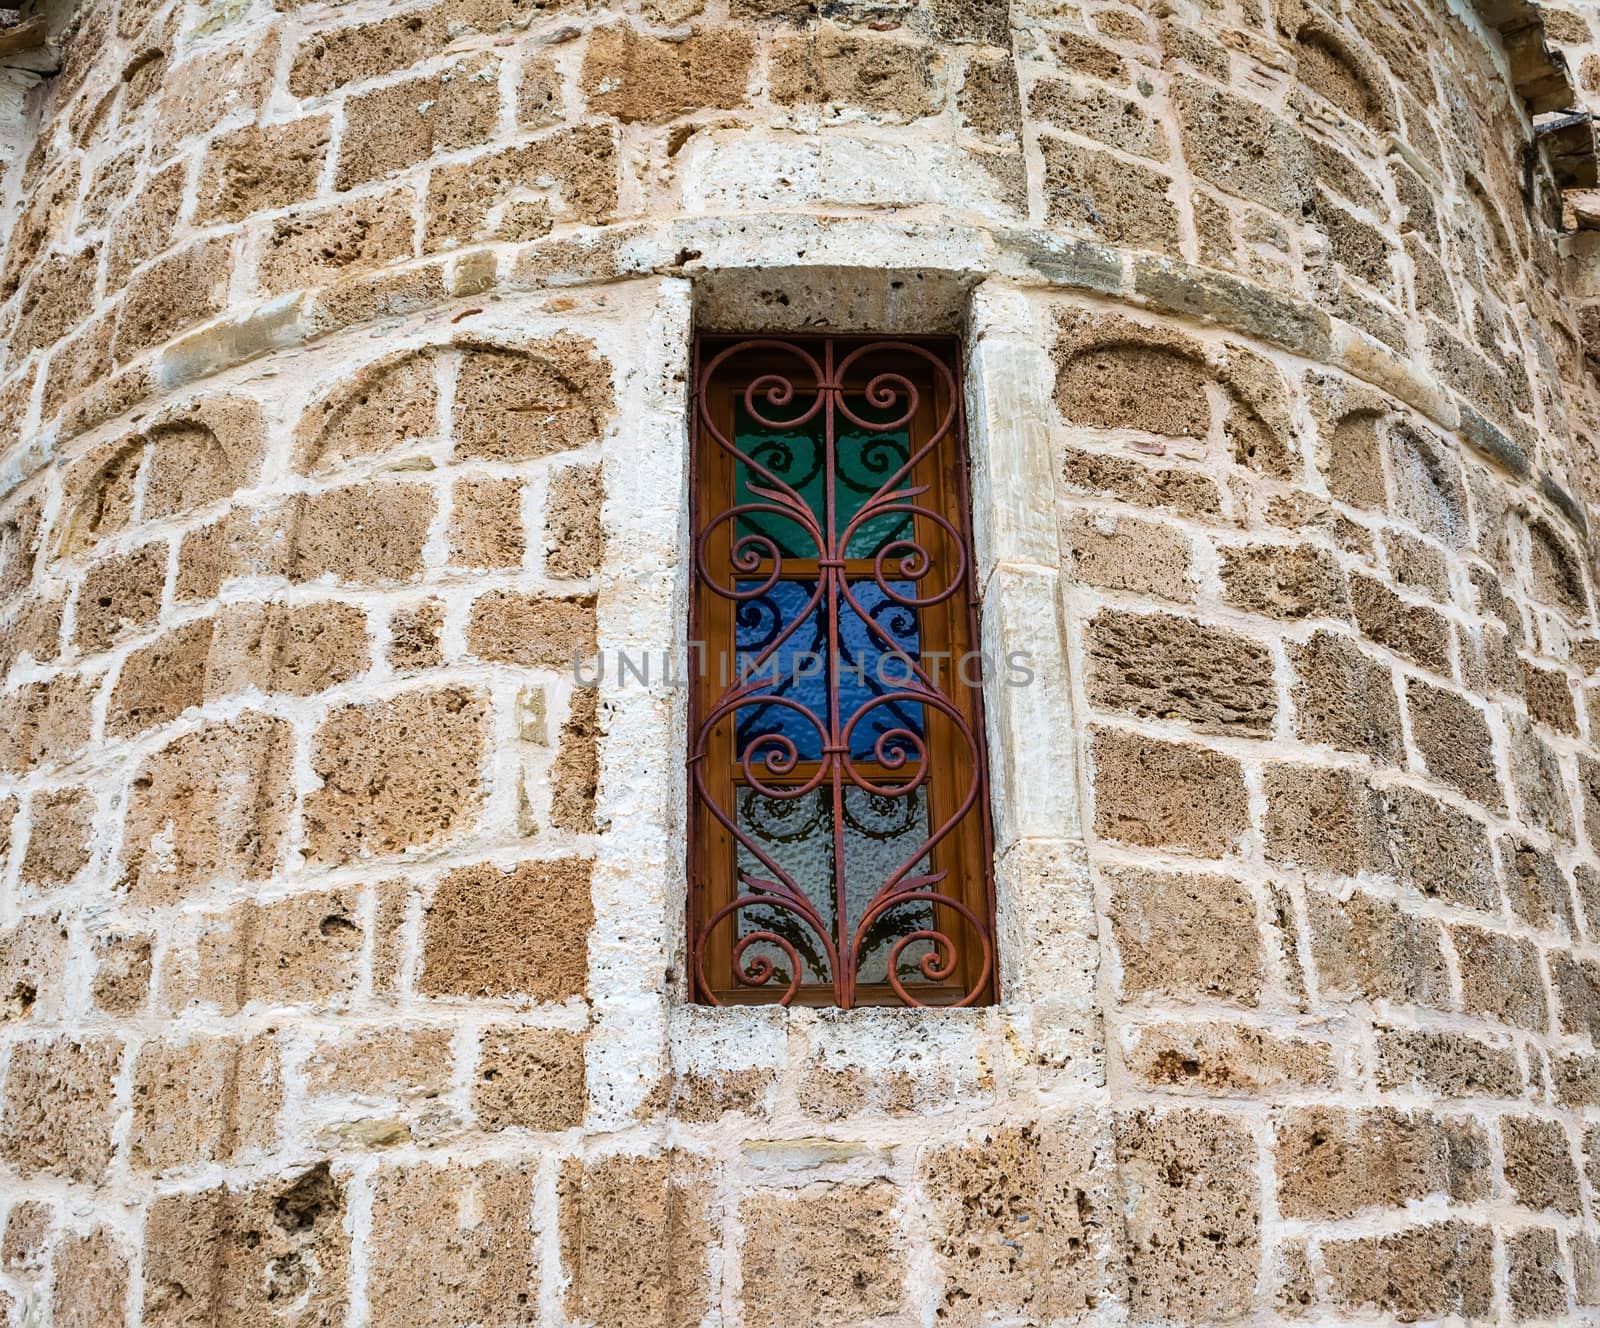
[474,1026,586,1130]
[143,1165,348,1327]
[1376,1029,1521,1097]
[585,23,755,122]
[51,1226,130,1328]
[921,1116,1116,1325]
[1090,728,1249,856]
[129,1033,281,1171]
[305,688,488,863]
[453,338,613,460]
[468,592,597,667]
[1116,1109,1259,1323]
[1085,609,1276,734]
[560,1152,715,1328]
[421,858,592,1000]
[0,1036,120,1181]
[1288,630,1403,760]
[367,1162,537,1326]
[1105,865,1263,1004]
[739,1181,905,1326]
[1321,1222,1493,1320]
[1307,889,1451,1009]
[1123,1022,1336,1092]
[1501,1116,1581,1214]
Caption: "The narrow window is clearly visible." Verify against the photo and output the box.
[688,335,996,1008]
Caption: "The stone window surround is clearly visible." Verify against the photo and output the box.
[588,264,1095,1123]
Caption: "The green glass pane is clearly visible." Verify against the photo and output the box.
[732,394,914,560]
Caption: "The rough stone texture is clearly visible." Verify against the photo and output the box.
[739,1181,906,1326]
[2,0,1600,1319]
[304,688,488,864]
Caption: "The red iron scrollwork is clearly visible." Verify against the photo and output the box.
[687,335,996,1009]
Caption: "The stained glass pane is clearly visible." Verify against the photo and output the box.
[734,784,935,988]
[733,580,923,763]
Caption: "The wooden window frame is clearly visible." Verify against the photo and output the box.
[687,332,997,1009]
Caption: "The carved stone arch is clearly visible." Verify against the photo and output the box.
[1292,23,1390,130]
[1215,343,1296,481]
[451,333,615,461]
[1523,513,1591,619]
[293,347,444,475]
[1382,417,1470,548]
[141,395,266,522]
[55,433,149,557]
[1051,310,1213,439]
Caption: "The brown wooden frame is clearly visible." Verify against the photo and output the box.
[687,333,996,1008]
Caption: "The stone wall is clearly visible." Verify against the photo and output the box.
[2,0,1600,1321]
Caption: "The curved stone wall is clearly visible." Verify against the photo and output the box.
[1,0,1600,1321]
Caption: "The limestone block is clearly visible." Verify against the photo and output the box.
[0,1035,121,1182]
[473,1025,586,1130]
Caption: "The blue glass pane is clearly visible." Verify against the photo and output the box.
[733,580,924,764]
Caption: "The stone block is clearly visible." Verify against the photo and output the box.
[453,336,613,460]
[1040,135,1179,253]
[739,1181,904,1326]
[1,1199,48,1272]
[1288,629,1403,761]
[1173,77,1310,215]
[141,395,268,522]
[1121,1022,1336,1092]
[1061,511,1192,600]
[1453,925,1550,1031]
[0,1036,120,1181]
[1263,765,1386,876]
[288,9,439,99]
[1104,864,1264,1004]
[1089,728,1249,856]
[1308,889,1451,1008]
[560,1152,715,1328]
[474,1026,586,1130]
[19,786,94,889]
[920,1115,1117,1325]
[286,482,433,586]
[1380,784,1498,911]
[776,21,938,110]
[73,542,166,653]
[1274,1107,1490,1219]
[1501,1116,1581,1215]
[305,688,488,863]
[1406,679,1503,810]
[112,238,232,363]
[1375,1029,1521,1098]
[106,618,211,736]
[1321,1222,1492,1320]
[51,1227,129,1328]
[1507,1227,1571,1322]
[584,23,755,122]
[196,116,331,224]
[1522,660,1579,734]
[303,1027,454,1101]
[1060,446,1223,518]
[0,911,67,1024]
[1219,542,1349,621]
[551,686,600,833]
[1084,609,1276,735]
[176,503,291,602]
[1500,836,1575,934]
[368,1162,537,1325]
[467,591,596,668]
[172,889,364,1014]
[1350,573,1451,672]
[1030,78,1164,158]
[421,858,592,1001]
[337,55,500,189]
[1552,950,1600,1041]
[293,349,440,474]
[129,1033,281,1172]
[206,600,369,699]
[254,191,416,297]
[388,599,446,671]
[90,930,152,1015]
[142,1164,348,1328]
[450,476,525,570]
[546,462,604,578]
[120,712,294,904]
[1116,1109,1259,1323]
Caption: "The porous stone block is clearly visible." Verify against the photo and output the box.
[19,786,94,889]
[1274,1107,1490,1218]
[546,462,604,578]
[1501,1116,1581,1215]
[1507,1227,1571,1321]
[1263,765,1386,876]
[584,23,755,122]
[1320,1223,1493,1320]
[206,601,369,699]
[1084,609,1276,735]
[1553,951,1600,1041]
[293,349,439,473]
[1060,448,1223,518]
[1288,630,1403,761]
[474,1025,586,1130]
[112,238,232,363]
[1040,135,1180,253]
[1116,1109,1259,1323]
[254,191,416,297]
[559,1152,715,1328]
[106,618,211,736]
[1104,864,1264,1004]
[286,483,433,586]
[467,592,596,668]
[90,930,152,1015]
[1453,925,1550,1031]
[920,1116,1117,1325]
[129,1033,281,1171]
[367,1162,537,1326]
[303,1026,454,1101]
[1090,728,1248,856]
[0,911,67,1024]
[1061,511,1192,600]
[450,476,525,570]
[1173,77,1310,214]
[421,858,592,1001]
[196,117,331,224]
[1351,573,1452,672]
[305,688,488,863]
[1375,1029,1521,1097]
[1218,542,1349,621]
[551,686,599,832]
[1406,679,1503,811]
[337,55,500,189]
[120,712,294,903]
[1121,1022,1337,1092]
[738,1181,905,1326]
[453,337,613,460]
[73,541,166,653]
[51,1227,130,1328]
[0,1036,121,1182]
[1307,889,1451,1009]
[1380,784,1498,911]
[0,675,95,776]
[142,1164,348,1328]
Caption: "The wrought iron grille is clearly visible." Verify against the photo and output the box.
[687,335,996,1008]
